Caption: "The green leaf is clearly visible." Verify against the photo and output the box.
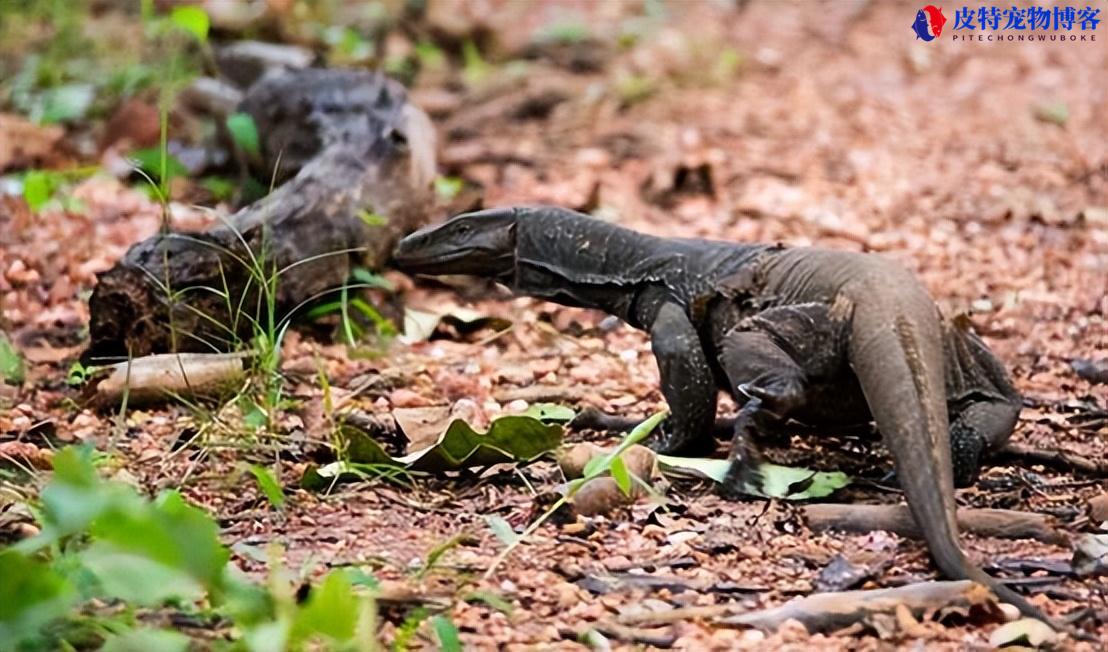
[201,176,236,201]
[395,414,564,471]
[128,147,187,183]
[581,410,666,481]
[40,83,94,124]
[248,464,285,509]
[305,409,565,488]
[0,549,75,644]
[102,628,191,652]
[484,515,520,547]
[226,112,260,157]
[242,401,267,431]
[520,403,575,423]
[655,456,850,500]
[461,41,491,85]
[609,456,632,496]
[35,447,134,542]
[433,176,463,200]
[1033,101,1068,126]
[170,5,209,42]
[415,42,446,70]
[22,171,54,212]
[463,590,514,614]
[350,267,393,290]
[90,490,230,591]
[431,615,462,652]
[66,360,93,386]
[290,571,361,644]
[81,543,205,605]
[0,332,25,384]
[581,454,607,479]
[356,209,387,227]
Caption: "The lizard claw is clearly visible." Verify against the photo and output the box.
[718,459,764,501]
[877,469,900,488]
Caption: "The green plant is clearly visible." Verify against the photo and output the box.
[483,411,667,578]
[304,269,395,348]
[247,463,286,510]
[18,166,97,214]
[1,446,380,650]
[0,332,25,384]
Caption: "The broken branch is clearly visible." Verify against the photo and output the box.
[721,580,995,633]
[802,504,1068,546]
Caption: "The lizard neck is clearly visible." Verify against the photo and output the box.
[508,213,761,322]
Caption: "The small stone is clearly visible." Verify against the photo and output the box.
[506,399,528,413]
[997,602,1021,622]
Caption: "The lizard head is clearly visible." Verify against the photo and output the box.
[392,206,520,278]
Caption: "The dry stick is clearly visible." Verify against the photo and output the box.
[802,503,1068,546]
[997,442,1108,476]
[720,580,994,633]
[618,604,750,626]
[590,621,677,648]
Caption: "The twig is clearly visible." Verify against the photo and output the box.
[802,504,1068,546]
[997,442,1108,476]
[618,603,749,626]
[591,621,676,648]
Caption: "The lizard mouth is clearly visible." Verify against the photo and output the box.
[392,248,475,273]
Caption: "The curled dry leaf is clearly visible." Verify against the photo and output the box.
[988,618,1058,649]
[92,352,248,407]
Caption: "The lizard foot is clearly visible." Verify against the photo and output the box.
[717,459,764,501]
[642,418,715,456]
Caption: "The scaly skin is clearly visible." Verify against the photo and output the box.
[393,206,1063,633]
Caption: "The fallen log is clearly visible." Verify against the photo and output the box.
[802,504,1068,546]
[85,69,435,361]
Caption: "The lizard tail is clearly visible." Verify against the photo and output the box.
[846,288,1063,630]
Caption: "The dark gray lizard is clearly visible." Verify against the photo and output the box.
[392,205,1060,631]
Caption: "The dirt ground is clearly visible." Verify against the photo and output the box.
[2,1,1107,649]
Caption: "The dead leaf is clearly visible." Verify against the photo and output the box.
[0,113,64,172]
[988,618,1058,649]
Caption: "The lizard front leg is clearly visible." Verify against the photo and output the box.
[943,325,1022,487]
[717,329,808,499]
[639,301,718,455]
[948,400,1018,487]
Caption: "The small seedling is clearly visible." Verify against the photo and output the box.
[483,411,667,578]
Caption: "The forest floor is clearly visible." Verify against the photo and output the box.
[2,1,1108,649]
